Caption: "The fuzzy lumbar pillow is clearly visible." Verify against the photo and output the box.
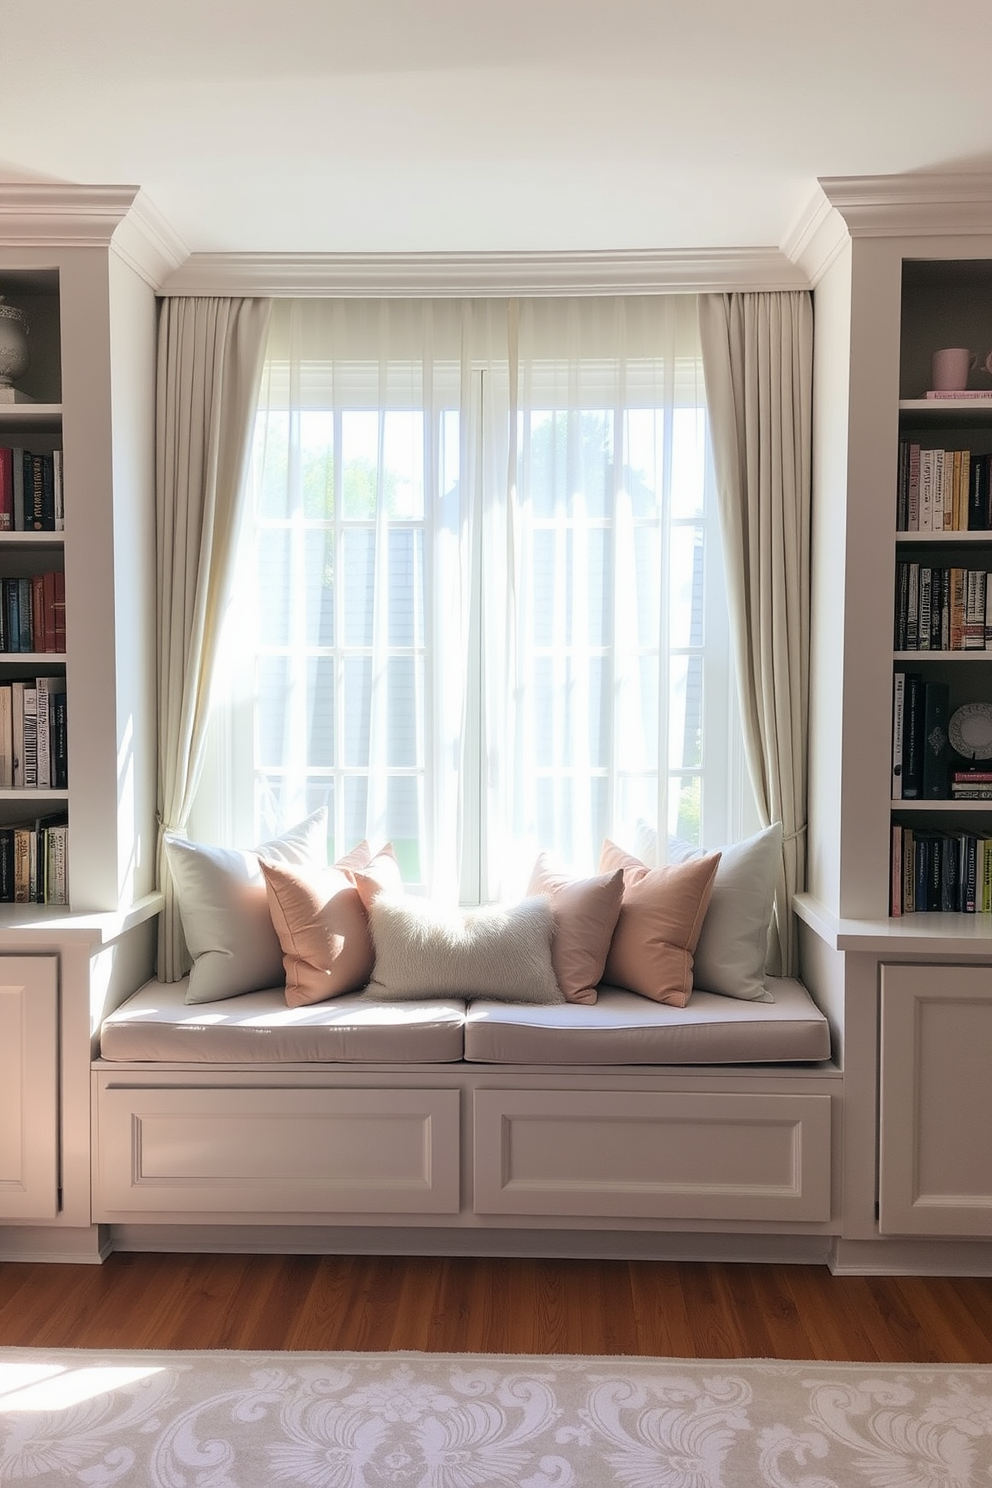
[365,895,563,1003]
[164,809,329,1005]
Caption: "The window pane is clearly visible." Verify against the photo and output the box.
[388,527,424,648]
[300,411,335,519]
[343,657,371,766]
[387,657,421,768]
[305,527,335,647]
[306,655,335,766]
[257,530,292,647]
[669,525,704,649]
[341,411,380,519]
[257,656,291,769]
[387,776,421,884]
[343,529,374,647]
[668,654,702,771]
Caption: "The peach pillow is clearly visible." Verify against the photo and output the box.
[527,854,624,1005]
[261,860,375,1007]
[598,839,721,1007]
[352,843,404,912]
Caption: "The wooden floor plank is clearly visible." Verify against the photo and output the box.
[1,1254,991,1362]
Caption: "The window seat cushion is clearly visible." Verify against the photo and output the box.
[463,978,830,1065]
[98,978,468,1064]
[99,975,830,1067]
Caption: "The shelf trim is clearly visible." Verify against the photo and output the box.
[794,893,992,952]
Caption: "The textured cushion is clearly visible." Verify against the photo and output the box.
[599,840,721,1007]
[463,978,831,1065]
[261,861,375,1007]
[668,823,782,1002]
[527,854,624,1005]
[99,979,467,1064]
[164,810,328,1005]
[367,895,563,1004]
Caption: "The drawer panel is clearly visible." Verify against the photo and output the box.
[474,1089,831,1222]
[94,1085,460,1217]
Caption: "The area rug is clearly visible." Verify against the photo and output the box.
[1,1348,991,1486]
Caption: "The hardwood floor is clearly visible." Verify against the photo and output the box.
[2,1253,992,1362]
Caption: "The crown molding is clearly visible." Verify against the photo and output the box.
[158,246,811,298]
[780,188,851,286]
[0,182,187,288]
[816,172,992,238]
[0,183,141,246]
[110,190,189,289]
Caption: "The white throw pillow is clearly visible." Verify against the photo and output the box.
[366,895,563,1003]
[164,809,328,1004]
[668,822,782,1002]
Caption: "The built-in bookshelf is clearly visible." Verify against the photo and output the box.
[0,271,68,906]
[890,261,992,914]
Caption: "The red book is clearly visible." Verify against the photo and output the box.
[0,449,12,531]
[30,574,44,654]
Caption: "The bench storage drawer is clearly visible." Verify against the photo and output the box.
[92,1083,461,1219]
[473,1088,832,1223]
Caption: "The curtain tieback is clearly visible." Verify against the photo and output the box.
[782,823,807,845]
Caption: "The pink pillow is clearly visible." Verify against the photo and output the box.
[351,843,404,912]
[261,860,375,1006]
[527,854,624,1005]
[598,839,721,1007]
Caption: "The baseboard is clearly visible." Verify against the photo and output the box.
[0,1224,108,1264]
[106,1223,835,1266]
[830,1236,992,1276]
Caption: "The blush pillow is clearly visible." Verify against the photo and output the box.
[527,854,624,1005]
[598,839,721,1007]
[261,860,376,1007]
[667,822,782,1002]
[366,895,563,1004]
[164,808,328,1005]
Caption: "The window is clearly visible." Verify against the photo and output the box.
[193,296,753,900]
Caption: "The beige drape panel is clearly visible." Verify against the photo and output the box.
[697,292,812,976]
[155,296,272,980]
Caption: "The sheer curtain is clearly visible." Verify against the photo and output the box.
[202,294,738,903]
[480,295,718,899]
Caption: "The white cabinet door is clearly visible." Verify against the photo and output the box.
[0,955,58,1221]
[879,962,992,1237]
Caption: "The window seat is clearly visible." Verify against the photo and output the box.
[91,976,838,1249]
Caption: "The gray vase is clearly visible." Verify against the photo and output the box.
[0,297,30,389]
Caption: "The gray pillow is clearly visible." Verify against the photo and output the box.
[668,822,782,1002]
[164,809,328,1004]
[366,895,563,1004]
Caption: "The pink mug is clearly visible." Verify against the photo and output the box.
[931,346,992,393]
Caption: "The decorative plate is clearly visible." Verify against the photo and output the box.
[948,702,992,760]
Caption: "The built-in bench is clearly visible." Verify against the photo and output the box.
[90,974,840,1254]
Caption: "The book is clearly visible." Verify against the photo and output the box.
[902,672,924,798]
[907,442,920,530]
[51,690,68,789]
[28,454,45,531]
[52,449,64,530]
[35,676,52,790]
[21,685,38,788]
[891,824,903,915]
[0,683,11,789]
[922,679,950,798]
[45,820,68,905]
[926,389,992,400]
[10,680,24,788]
[0,447,12,530]
[52,570,65,653]
[12,826,31,903]
[891,671,905,798]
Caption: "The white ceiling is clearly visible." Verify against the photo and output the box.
[3,0,992,258]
